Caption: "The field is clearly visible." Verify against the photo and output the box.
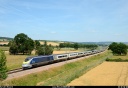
[0,46,9,51]
[0,41,9,45]
[67,62,128,86]
[39,41,60,46]
[110,54,128,60]
[0,50,110,86]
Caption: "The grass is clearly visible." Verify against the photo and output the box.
[0,50,111,86]
[106,51,128,62]
[6,54,35,70]
[111,54,128,60]
[0,46,9,51]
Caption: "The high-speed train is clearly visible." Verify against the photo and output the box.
[22,49,105,70]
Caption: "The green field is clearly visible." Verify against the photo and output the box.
[0,50,111,86]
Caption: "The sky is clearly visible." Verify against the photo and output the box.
[0,0,128,42]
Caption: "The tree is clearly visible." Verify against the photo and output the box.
[9,41,18,55]
[0,49,7,80]
[108,42,127,55]
[36,41,53,55]
[9,33,35,55]
[24,38,34,55]
[56,45,60,50]
[34,40,41,49]
[74,43,79,50]
[85,44,98,50]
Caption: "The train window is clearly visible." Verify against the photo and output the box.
[58,56,63,58]
[31,59,35,64]
[30,58,37,64]
[25,57,32,62]
[64,55,67,57]
[33,58,38,63]
[70,53,77,56]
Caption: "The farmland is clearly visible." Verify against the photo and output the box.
[67,62,128,86]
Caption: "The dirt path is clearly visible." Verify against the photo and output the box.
[67,62,128,86]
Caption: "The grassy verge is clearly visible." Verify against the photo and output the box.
[0,50,111,86]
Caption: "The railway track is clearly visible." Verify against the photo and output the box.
[7,68,23,74]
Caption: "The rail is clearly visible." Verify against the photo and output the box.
[7,68,23,74]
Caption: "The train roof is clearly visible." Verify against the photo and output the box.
[26,55,53,59]
[52,52,80,55]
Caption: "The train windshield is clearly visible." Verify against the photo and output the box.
[25,57,32,62]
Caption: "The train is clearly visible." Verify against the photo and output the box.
[22,49,106,70]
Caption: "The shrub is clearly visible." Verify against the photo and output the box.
[0,49,7,80]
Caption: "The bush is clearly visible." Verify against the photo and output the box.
[106,58,128,62]
[0,49,7,80]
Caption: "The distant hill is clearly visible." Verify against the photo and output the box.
[0,37,13,41]
[78,42,128,45]
[78,42,112,45]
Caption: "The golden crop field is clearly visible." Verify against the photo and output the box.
[67,62,128,86]
[39,41,60,46]
[0,41,9,45]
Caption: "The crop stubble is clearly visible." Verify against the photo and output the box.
[67,62,128,86]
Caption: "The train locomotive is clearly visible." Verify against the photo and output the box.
[22,49,104,70]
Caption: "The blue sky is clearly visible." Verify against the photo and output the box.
[0,0,128,42]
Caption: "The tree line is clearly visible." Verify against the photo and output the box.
[57,42,98,50]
